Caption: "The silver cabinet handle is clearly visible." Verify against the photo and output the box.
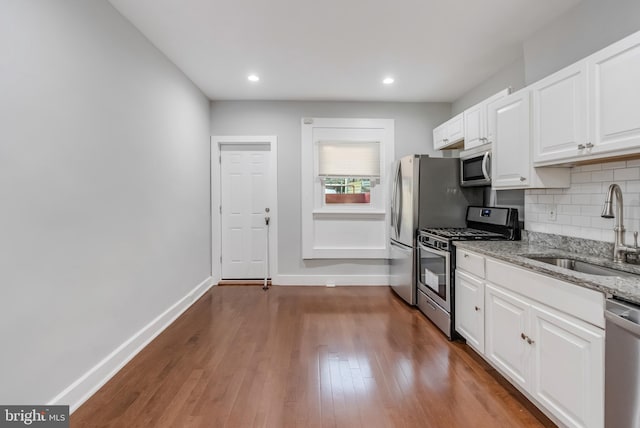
[586,142,594,149]
[519,177,526,182]
[527,337,535,345]
[521,333,526,340]
[474,306,480,311]
[578,144,586,150]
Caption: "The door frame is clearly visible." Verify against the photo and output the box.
[211,136,278,284]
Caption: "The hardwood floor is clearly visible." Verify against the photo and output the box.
[72,286,554,427]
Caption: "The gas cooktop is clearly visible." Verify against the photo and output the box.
[420,227,506,240]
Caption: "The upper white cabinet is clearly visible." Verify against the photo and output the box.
[490,89,570,189]
[464,88,511,150]
[433,113,464,150]
[531,60,588,164]
[588,31,640,157]
[532,30,640,166]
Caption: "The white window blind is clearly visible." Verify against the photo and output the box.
[317,141,381,177]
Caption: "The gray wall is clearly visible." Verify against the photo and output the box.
[451,57,526,115]
[0,1,211,404]
[453,0,640,111]
[523,0,640,84]
[210,101,451,275]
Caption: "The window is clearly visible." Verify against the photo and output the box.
[324,177,371,204]
[317,140,379,205]
[301,118,394,259]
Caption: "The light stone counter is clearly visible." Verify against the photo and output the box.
[455,236,640,306]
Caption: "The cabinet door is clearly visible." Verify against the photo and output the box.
[490,90,531,189]
[531,61,588,165]
[455,270,484,353]
[530,304,604,428]
[483,88,511,147]
[589,31,640,156]
[433,123,446,150]
[485,283,531,390]
[447,113,465,144]
[464,102,483,150]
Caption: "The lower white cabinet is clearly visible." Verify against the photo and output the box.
[485,283,531,391]
[454,270,484,353]
[530,304,604,428]
[455,249,605,428]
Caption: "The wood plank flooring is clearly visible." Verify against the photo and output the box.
[72,286,554,427]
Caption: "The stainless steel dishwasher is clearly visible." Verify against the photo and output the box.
[605,298,640,428]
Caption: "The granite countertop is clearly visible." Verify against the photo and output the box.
[454,239,640,306]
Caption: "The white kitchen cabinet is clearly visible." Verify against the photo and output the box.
[485,282,531,391]
[433,113,464,150]
[531,30,640,166]
[588,30,640,157]
[463,88,510,150]
[530,304,604,428]
[433,123,446,150]
[455,251,605,428]
[490,89,570,189]
[455,270,485,353]
[531,60,589,165]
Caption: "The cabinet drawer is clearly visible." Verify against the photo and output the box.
[456,249,485,278]
[486,258,604,328]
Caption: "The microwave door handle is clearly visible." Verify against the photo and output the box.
[481,152,491,180]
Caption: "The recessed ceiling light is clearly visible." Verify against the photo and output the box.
[383,77,394,85]
[248,74,260,82]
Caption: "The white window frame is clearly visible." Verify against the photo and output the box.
[301,118,394,259]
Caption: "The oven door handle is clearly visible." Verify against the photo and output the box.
[418,242,450,258]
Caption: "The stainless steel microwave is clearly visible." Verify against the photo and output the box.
[460,149,491,187]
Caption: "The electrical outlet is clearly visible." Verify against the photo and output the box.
[547,204,557,221]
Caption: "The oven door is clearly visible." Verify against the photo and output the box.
[417,243,451,312]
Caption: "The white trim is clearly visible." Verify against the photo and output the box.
[301,118,394,259]
[274,274,389,286]
[211,136,278,283]
[49,276,214,413]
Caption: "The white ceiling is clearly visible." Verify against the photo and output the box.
[109,0,581,102]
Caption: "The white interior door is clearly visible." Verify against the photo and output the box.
[220,144,271,279]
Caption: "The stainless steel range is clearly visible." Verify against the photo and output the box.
[417,206,520,339]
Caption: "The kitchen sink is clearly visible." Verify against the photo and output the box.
[525,256,638,279]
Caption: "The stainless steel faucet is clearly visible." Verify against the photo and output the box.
[601,183,640,263]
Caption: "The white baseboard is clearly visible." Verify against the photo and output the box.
[274,274,389,286]
[49,276,214,413]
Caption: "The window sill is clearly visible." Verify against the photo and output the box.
[312,210,386,217]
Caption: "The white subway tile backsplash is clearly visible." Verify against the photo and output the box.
[554,194,571,204]
[571,194,591,205]
[538,195,554,204]
[591,170,614,182]
[626,180,640,193]
[602,160,627,170]
[571,171,592,183]
[578,164,603,172]
[524,159,640,244]
[559,204,581,215]
[572,182,602,194]
[614,167,640,181]
[571,215,592,227]
[592,217,613,229]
